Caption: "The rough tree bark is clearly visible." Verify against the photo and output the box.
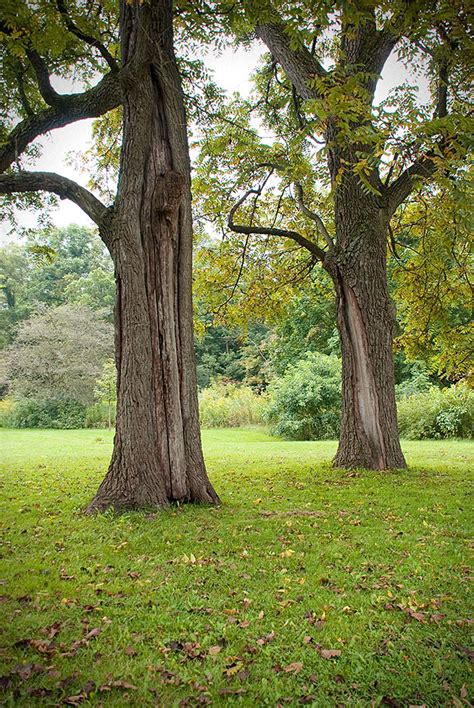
[87,0,219,510]
[0,0,219,510]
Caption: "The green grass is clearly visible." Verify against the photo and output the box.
[0,428,473,706]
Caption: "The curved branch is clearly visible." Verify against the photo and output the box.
[385,156,437,214]
[294,182,334,249]
[256,23,326,101]
[0,171,109,227]
[15,67,34,117]
[228,189,326,262]
[25,49,62,107]
[0,71,122,173]
[56,0,119,73]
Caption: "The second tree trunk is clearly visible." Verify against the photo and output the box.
[325,189,406,470]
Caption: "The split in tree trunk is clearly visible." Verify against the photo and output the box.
[325,191,406,470]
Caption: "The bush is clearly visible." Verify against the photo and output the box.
[199,380,267,428]
[267,352,341,440]
[395,361,434,400]
[0,397,15,427]
[1,396,86,429]
[397,384,473,439]
[85,402,116,429]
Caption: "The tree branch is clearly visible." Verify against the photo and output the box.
[0,71,122,173]
[385,156,437,214]
[25,49,63,107]
[435,60,448,119]
[0,171,109,227]
[56,0,119,73]
[255,23,326,100]
[228,189,326,262]
[15,67,34,117]
[294,182,334,249]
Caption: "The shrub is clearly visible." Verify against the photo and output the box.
[199,380,267,428]
[2,396,86,429]
[0,397,15,427]
[85,402,116,429]
[267,352,341,440]
[397,384,473,439]
[395,361,434,400]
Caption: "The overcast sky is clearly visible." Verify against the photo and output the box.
[1,43,427,243]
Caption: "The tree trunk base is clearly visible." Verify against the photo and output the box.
[85,473,219,514]
[333,444,407,471]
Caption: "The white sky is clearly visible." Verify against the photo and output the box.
[1,43,427,243]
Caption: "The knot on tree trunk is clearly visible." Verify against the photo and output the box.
[154,171,185,214]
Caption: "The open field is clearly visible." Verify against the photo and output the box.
[0,429,473,706]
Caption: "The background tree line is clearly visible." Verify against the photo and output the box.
[0,219,471,439]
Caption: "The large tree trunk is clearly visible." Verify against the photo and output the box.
[87,0,218,512]
[325,183,406,470]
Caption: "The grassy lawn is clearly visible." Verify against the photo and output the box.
[0,428,472,706]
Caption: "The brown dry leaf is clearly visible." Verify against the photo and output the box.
[407,609,425,622]
[84,627,101,640]
[239,620,250,629]
[183,642,202,659]
[29,639,56,655]
[219,688,246,696]
[124,645,138,656]
[64,680,96,705]
[256,631,276,646]
[12,663,46,680]
[108,680,138,690]
[208,645,222,656]
[303,636,313,644]
[284,662,303,674]
[318,648,341,659]
[42,622,62,639]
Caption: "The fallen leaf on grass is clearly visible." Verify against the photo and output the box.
[318,648,341,659]
[84,627,101,640]
[41,622,62,639]
[429,613,445,623]
[99,680,138,691]
[26,687,54,698]
[208,645,222,656]
[28,639,56,655]
[284,662,303,674]
[64,680,96,704]
[124,645,138,656]
[218,688,247,696]
[256,631,275,646]
[154,668,182,685]
[407,609,425,622]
